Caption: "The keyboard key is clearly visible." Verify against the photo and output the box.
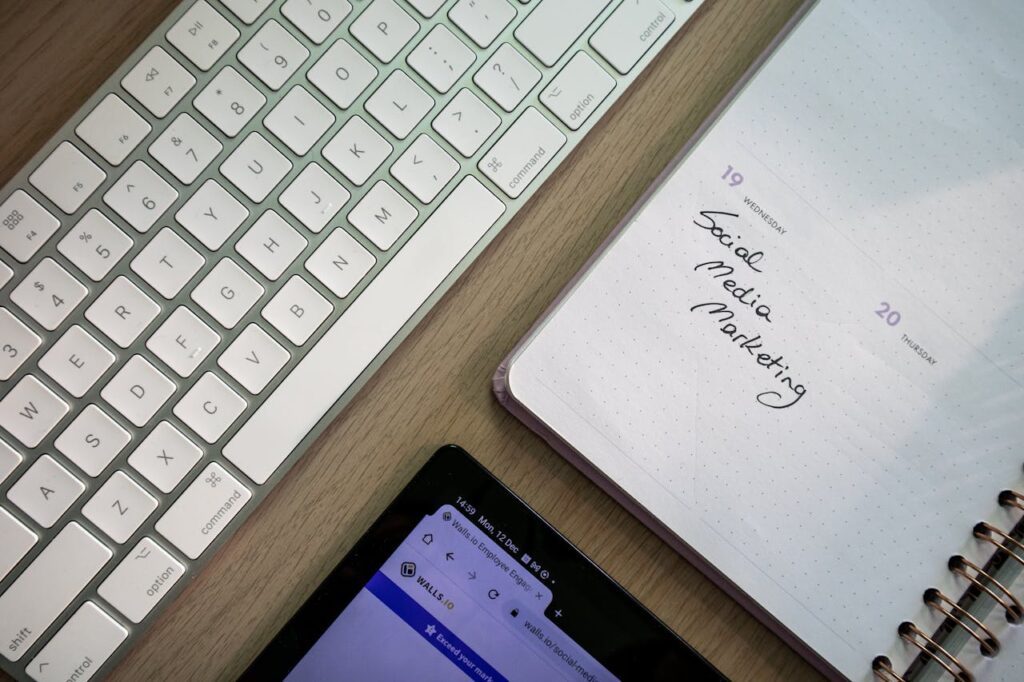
[75,94,151,166]
[82,471,158,544]
[128,422,202,493]
[514,0,610,67]
[265,86,335,155]
[449,0,516,48]
[279,163,350,233]
[225,178,505,483]
[191,259,264,329]
[406,0,445,17]
[541,52,615,130]
[175,179,249,250]
[220,0,274,24]
[480,106,566,198]
[121,46,196,118]
[155,463,251,559]
[194,66,266,137]
[0,190,60,263]
[238,19,308,90]
[174,372,246,443]
[350,0,419,63]
[432,88,501,156]
[262,276,332,345]
[103,160,178,233]
[322,116,393,186]
[590,0,674,74]
[307,39,377,110]
[217,324,290,394]
[305,228,375,297]
[408,25,475,94]
[166,0,240,71]
[0,508,35,581]
[57,210,133,281]
[473,43,541,112]
[0,307,41,381]
[391,134,460,203]
[130,227,205,298]
[365,70,434,139]
[282,0,351,43]
[101,355,176,427]
[55,405,131,477]
[29,142,105,215]
[99,538,184,623]
[0,438,20,484]
[0,260,11,287]
[38,325,115,398]
[348,181,418,250]
[7,455,84,528]
[86,276,161,348]
[149,113,223,184]
[146,306,220,377]
[220,132,292,202]
[26,601,127,682]
[235,210,308,280]
[0,522,111,662]
[11,258,88,330]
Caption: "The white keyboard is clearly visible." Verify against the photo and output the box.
[0,0,702,679]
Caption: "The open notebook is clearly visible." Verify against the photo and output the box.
[494,2,1024,680]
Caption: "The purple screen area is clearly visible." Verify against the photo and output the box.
[281,506,618,682]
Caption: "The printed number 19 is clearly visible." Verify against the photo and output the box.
[721,165,743,187]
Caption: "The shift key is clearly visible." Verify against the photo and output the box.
[155,463,251,559]
[479,108,566,199]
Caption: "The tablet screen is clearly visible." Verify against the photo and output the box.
[244,446,722,681]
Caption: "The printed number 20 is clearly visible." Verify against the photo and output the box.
[874,302,901,326]
[721,165,744,187]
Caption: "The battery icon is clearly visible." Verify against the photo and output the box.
[521,553,532,565]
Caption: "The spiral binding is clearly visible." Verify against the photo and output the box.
[873,488,1024,681]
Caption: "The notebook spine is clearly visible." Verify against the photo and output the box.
[872,489,1024,682]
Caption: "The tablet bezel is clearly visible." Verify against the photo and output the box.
[241,444,724,681]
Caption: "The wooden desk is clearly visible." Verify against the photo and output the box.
[0,0,816,679]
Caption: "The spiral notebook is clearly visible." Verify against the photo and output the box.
[494,2,1024,680]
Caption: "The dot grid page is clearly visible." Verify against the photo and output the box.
[507,2,1024,680]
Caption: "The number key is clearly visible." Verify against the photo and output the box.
[103,161,178,233]
[194,66,266,137]
[57,209,133,281]
[10,258,88,331]
[0,307,41,381]
[149,113,222,184]
[282,0,351,44]
[238,20,308,90]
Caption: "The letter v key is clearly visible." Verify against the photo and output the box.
[218,325,290,394]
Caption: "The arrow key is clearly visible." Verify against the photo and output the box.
[27,601,126,682]
[217,323,291,394]
[391,134,460,203]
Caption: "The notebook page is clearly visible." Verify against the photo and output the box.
[507,2,1024,679]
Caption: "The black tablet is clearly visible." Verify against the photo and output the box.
[243,445,724,681]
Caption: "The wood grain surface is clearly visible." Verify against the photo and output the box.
[0,0,818,680]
